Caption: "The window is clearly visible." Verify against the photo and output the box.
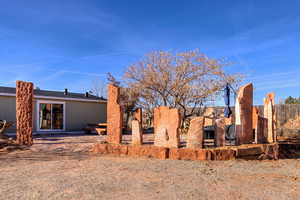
[37,101,65,131]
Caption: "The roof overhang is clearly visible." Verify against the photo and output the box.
[0,93,107,103]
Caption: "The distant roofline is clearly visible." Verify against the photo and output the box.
[0,86,107,103]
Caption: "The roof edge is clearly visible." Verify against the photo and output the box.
[0,92,107,103]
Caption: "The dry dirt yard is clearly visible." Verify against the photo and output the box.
[0,134,299,200]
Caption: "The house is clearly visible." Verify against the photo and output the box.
[0,86,107,133]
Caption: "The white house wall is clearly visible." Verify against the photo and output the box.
[0,96,107,133]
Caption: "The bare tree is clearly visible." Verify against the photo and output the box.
[123,49,242,128]
[107,72,120,87]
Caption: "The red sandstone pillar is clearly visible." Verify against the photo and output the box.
[107,84,123,144]
[256,115,267,144]
[16,81,34,146]
[186,117,205,148]
[215,118,226,147]
[264,93,276,143]
[132,120,143,145]
[235,83,253,145]
[154,106,181,148]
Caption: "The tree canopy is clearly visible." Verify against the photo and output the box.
[121,49,242,123]
[284,96,300,104]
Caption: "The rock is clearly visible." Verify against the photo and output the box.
[210,149,236,160]
[128,145,169,160]
[169,148,198,160]
[169,148,235,161]
[236,146,263,157]
[186,117,205,148]
[107,84,123,145]
[16,81,33,146]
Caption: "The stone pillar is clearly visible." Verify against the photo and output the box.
[264,93,276,143]
[186,117,205,148]
[256,115,267,144]
[253,106,259,144]
[133,108,142,123]
[107,84,123,144]
[252,107,259,131]
[16,81,33,146]
[132,120,143,145]
[235,83,253,145]
[154,106,181,148]
[215,118,226,147]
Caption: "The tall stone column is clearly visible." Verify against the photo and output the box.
[264,93,276,143]
[235,83,253,145]
[215,118,226,147]
[16,81,34,146]
[186,117,205,148]
[154,106,181,148]
[107,84,123,144]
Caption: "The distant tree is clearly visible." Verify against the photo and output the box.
[90,78,106,98]
[284,96,300,104]
[123,49,242,128]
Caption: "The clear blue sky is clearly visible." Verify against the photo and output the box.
[1,0,300,105]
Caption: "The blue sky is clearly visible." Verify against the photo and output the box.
[1,0,300,105]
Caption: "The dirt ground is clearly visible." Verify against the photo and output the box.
[0,133,299,200]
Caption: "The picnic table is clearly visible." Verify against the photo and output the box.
[0,120,14,139]
[83,123,107,135]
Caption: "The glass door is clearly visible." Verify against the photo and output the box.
[52,104,64,130]
[38,102,65,131]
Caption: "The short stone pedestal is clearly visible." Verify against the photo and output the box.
[215,118,226,147]
[154,106,181,148]
[132,120,143,145]
[186,117,205,148]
